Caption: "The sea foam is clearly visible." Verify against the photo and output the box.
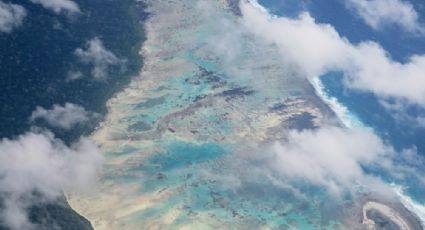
[247,0,269,14]
[392,184,425,228]
[246,0,425,226]
[310,77,363,128]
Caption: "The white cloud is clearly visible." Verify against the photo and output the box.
[0,1,26,33]
[347,0,423,33]
[30,0,80,15]
[261,127,391,195]
[379,99,425,128]
[75,38,125,80]
[240,1,425,108]
[0,132,102,229]
[245,126,422,197]
[30,103,100,130]
[66,70,84,81]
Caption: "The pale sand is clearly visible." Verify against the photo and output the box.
[66,0,333,228]
[67,183,176,230]
[363,201,411,230]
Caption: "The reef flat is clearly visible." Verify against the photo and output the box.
[343,195,423,230]
[64,0,386,229]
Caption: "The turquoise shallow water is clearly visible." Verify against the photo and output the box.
[131,142,331,228]
[69,1,394,229]
[255,0,425,225]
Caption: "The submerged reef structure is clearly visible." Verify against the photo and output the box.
[67,0,423,229]
[343,195,423,230]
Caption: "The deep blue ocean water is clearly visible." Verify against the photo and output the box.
[2,0,425,227]
[258,0,425,62]
[258,0,425,205]
[257,0,425,153]
[0,0,146,141]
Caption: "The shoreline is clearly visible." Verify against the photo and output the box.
[66,0,336,228]
[310,76,364,128]
[68,0,424,229]
[363,201,412,229]
[393,185,425,228]
[245,0,425,229]
[339,194,422,230]
[64,0,150,229]
[347,195,424,230]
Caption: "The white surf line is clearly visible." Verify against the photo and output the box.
[310,74,425,228]
[246,1,363,128]
[246,0,425,226]
[246,0,269,14]
[392,184,425,228]
[363,201,411,230]
[310,76,363,128]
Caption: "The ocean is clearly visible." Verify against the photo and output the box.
[0,0,146,141]
[3,0,425,229]
[0,0,146,228]
[67,0,347,228]
[256,0,425,225]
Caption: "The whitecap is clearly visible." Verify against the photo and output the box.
[310,76,364,128]
[392,184,425,228]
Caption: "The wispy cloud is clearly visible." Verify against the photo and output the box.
[347,0,424,34]
[0,1,26,33]
[66,70,84,81]
[189,0,425,199]
[29,0,80,15]
[0,131,102,229]
[240,1,425,109]
[233,125,423,199]
[74,37,125,80]
[265,127,393,196]
[30,103,100,130]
